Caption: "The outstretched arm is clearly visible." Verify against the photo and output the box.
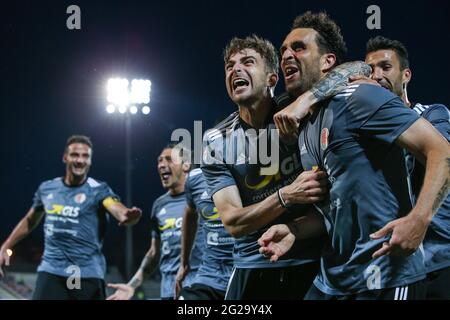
[0,207,45,277]
[102,197,142,226]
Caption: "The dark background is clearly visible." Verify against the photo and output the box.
[1,0,449,276]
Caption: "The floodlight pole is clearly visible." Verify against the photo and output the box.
[125,113,134,280]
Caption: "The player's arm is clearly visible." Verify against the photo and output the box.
[214,170,328,238]
[0,207,45,277]
[175,205,198,298]
[372,118,450,257]
[102,197,142,226]
[274,61,372,137]
[107,237,161,300]
[258,208,326,262]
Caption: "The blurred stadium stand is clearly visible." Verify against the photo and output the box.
[0,264,161,300]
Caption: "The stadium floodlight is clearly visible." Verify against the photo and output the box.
[130,79,151,104]
[129,105,138,114]
[118,105,127,114]
[142,105,151,115]
[106,104,116,114]
[107,78,130,107]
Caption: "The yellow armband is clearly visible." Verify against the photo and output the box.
[102,197,120,210]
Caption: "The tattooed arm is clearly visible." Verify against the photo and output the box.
[106,237,161,300]
[309,61,372,100]
[274,61,372,138]
[371,118,450,258]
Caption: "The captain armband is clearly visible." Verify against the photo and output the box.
[102,197,120,209]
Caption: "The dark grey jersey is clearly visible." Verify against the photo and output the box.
[299,84,425,294]
[202,107,322,269]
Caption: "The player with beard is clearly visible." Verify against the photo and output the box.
[259,12,449,299]
[201,34,374,300]
[107,144,204,300]
[0,135,142,300]
[365,36,450,299]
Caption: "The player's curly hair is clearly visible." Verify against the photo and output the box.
[223,34,279,74]
[292,11,347,65]
[64,135,93,153]
[366,36,410,70]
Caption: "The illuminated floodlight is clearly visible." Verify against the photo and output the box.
[130,105,138,114]
[118,105,127,114]
[107,78,130,106]
[142,106,151,115]
[130,79,151,104]
[106,104,116,114]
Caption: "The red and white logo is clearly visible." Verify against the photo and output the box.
[74,193,86,204]
[320,128,329,151]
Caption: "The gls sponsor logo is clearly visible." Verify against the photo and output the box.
[159,217,183,231]
[46,204,80,217]
[244,153,300,190]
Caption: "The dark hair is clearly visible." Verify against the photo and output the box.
[292,11,347,65]
[64,135,92,153]
[223,34,279,73]
[163,142,192,169]
[366,36,409,70]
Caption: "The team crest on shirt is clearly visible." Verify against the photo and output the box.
[74,193,86,204]
[320,128,329,150]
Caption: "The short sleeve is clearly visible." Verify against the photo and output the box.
[201,135,236,197]
[97,182,120,203]
[149,201,160,239]
[31,184,44,210]
[184,175,196,210]
[423,104,450,142]
[347,84,420,144]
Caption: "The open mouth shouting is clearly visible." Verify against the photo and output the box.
[231,77,250,94]
[159,170,172,183]
[283,64,299,82]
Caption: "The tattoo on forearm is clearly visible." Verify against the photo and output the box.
[432,158,450,213]
[129,277,141,289]
[310,61,372,101]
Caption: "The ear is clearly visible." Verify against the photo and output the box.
[267,72,279,88]
[62,153,67,164]
[402,68,412,85]
[182,161,191,173]
[320,53,337,73]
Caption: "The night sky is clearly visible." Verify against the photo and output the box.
[1,0,449,274]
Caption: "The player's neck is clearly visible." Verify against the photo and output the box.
[401,91,411,108]
[168,178,186,195]
[239,98,272,129]
[64,174,87,187]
